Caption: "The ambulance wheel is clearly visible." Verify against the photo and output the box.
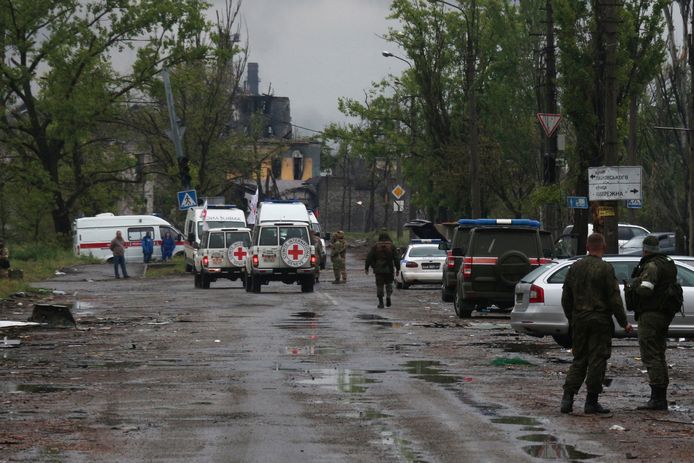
[252,276,261,293]
[245,274,252,292]
[185,263,193,272]
[201,273,210,289]
[194,273,201,288]
[301,276,314,293]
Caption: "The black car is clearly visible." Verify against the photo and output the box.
[453,219,552,318]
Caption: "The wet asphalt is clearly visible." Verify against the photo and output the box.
[2,253,694,461]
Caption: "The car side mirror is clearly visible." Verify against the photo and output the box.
[193,242,199,250]
[177,233,182,241]
[324,232,331,241]
[438,242,450,251]
[187,233,195,243]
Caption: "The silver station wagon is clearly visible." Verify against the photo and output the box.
[511,256,694,347]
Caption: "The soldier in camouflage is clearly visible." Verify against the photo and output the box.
[630,235,678,411]
[365,231,399,308]
[560,233,633,415]
[330,231,347,284]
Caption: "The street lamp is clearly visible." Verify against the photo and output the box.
[382,50,412,68]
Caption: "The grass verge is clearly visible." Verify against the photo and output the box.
[0,244,99,300]
[143,255,187,279]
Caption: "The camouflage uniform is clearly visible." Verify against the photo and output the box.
[561,255,628,413]
[365,233,399,308]
[331,231,347,283]
[0,241,9,278]
[630,245,678,410]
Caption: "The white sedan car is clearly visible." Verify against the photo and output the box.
[396,240,448,289]
[510,256,694,347]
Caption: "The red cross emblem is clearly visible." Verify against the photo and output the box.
[287,244,304,260]
[233,247,247,260]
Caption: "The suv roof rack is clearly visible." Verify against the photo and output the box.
[457,218,541,228]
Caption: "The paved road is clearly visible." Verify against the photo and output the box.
[4,252,692,461]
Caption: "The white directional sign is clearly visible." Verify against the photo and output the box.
[588,166,642,201]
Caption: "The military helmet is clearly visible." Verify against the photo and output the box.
[642,235,660,253]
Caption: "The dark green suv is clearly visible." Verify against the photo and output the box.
[439,221,475,302]
[453,219,553,318]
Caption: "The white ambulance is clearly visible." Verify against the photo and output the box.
[183,205,247,271]
[73,214,185,262]
[244,201,316,293]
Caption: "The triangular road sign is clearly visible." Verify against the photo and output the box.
[537,113,561,137]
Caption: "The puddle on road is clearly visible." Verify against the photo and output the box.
[491,416,542,426]
[522,443,598,460]
[274,312,326,330]
[518,434,558,443]
[377,430,429,463]
[401,360,460,384]
[1,383,81,394]
[356,314,404,329]
[297,368,379,393]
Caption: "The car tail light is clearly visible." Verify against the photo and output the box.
[447,251,455,269]
[252,254,259,267]
[529,284,544,304]
[202,256,209,267]
[405,261,418,268]
[462,257,473,280]
[310,255,317,265]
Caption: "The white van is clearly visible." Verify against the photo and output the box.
[73,214,184,262]
[184,205,247,271]
[245,201,316,293]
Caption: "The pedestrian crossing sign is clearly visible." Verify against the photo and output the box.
[178,190,198,210]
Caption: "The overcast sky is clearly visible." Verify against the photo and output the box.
[213,0,408,135]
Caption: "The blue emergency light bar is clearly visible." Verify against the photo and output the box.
[457,218,541,228]
[263,200,303,204]
[410,239,442,244]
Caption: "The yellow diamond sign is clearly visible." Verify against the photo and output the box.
[391,184,405,200]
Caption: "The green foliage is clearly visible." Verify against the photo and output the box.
[0,0,210,238]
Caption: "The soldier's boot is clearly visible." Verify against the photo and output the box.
[584,392,610,414]
[637,385,668,411]
[377,297,384,309]
[560,391,574,414]
[386,296,392,307]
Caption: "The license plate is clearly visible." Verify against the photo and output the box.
[212,257,223,265]
[422,263,439,270]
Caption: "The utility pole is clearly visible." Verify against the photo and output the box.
[543,0,559,237]
[467,0,481,219]
[601,0,620,254]
[162,67,191,190]
[689,6,694,255]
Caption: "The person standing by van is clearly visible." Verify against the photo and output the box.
[331,231,347,283]
[110,231,129,279]
[162,232,176,261]
[141,232,154,263]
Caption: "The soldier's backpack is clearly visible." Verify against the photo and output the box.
[661,281,684,317]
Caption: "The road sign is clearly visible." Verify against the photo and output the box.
[178,189,198,210]
[393,200,404,212]
[598,206,615,217]
[626,199,642,209]
[588,166,642,201]
[537,113,562,137]
[567,196,589,209]
[391,184,406,200]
